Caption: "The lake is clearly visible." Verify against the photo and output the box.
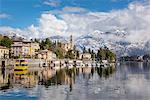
[0,62,150,100]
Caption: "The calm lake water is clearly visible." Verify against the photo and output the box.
[0,62,150,100]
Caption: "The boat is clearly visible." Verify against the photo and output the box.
[67,60,74,69]
[75,60,83,68]
[14,59,28,72]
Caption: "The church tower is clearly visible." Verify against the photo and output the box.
[70,35,73,49]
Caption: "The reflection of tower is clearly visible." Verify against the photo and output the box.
[70,35,73,49]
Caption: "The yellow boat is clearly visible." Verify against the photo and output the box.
[14,59,28,71]
[14,59,28,73]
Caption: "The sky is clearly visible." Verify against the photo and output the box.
[0,0,132,28]
[0,0,150,43]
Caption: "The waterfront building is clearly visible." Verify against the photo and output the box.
[30,42,40,57]
[36,49,56,60]
[0,46,9,59]
[79,53,91,60]
[11,39,40,58]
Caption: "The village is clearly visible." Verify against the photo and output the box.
[0,34,116,69]
[0,35,116,89]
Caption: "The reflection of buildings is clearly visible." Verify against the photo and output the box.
[0,69,39,89]
[0,65,116,91]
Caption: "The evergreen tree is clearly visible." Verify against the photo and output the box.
[88,48,91,54]
[55,47,64,59]
[40,40,45,50]
[76,50,80,59]
[83,47,86,53]
[91,50,95,59]
[65,50,75,59]
[96,47,116,62]
[34,38,39,43]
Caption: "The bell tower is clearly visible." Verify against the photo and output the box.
[70,35,73,49]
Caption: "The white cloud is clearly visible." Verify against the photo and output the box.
[0,1,149,45]
[38,13,68,36]
[0,13,10,19]
[43,0,60,7]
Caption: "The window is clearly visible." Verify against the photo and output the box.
[21,64,28,66]
[16,64,20,66]
[14,69,23,71]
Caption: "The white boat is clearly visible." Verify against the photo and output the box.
[67,60,74,69]
[75,60,83,68]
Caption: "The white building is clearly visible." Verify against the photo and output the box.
[0,46,9,59]
[37,49,56,60]
[79,53,91,60]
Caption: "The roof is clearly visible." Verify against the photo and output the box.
[0,46,9,49]
[38,49,52,54]
[13,38,31,43]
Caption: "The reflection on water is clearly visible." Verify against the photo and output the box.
[0,62,150,100]
[0,66,115,91]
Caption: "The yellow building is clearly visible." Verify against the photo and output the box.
[0,46,9,59]
[30,42,40,57]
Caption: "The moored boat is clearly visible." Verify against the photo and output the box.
[14,59,28,71]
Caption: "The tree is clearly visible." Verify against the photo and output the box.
[97,48,106,60]
[83,47,87,53]
[55,47,64,59]
[40,40,45,50]
[34,38,39,43]
[76,50,80,59]
[45,38,52,49]
[39,38,52,50]
[96,47,116,62]
[0,36,12,48]
[91,50,96,59]
[65,50,75,59]
[88,48,91,54]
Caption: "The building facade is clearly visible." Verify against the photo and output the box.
[0,46,9,59]
[11,40,40,58]
[60,35,74,52]
[37,49,56,60]
[79,53,91,60]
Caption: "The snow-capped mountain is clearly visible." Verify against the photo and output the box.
[75,29,147,56]
[3,29,149,56]
[3,32,27,40]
